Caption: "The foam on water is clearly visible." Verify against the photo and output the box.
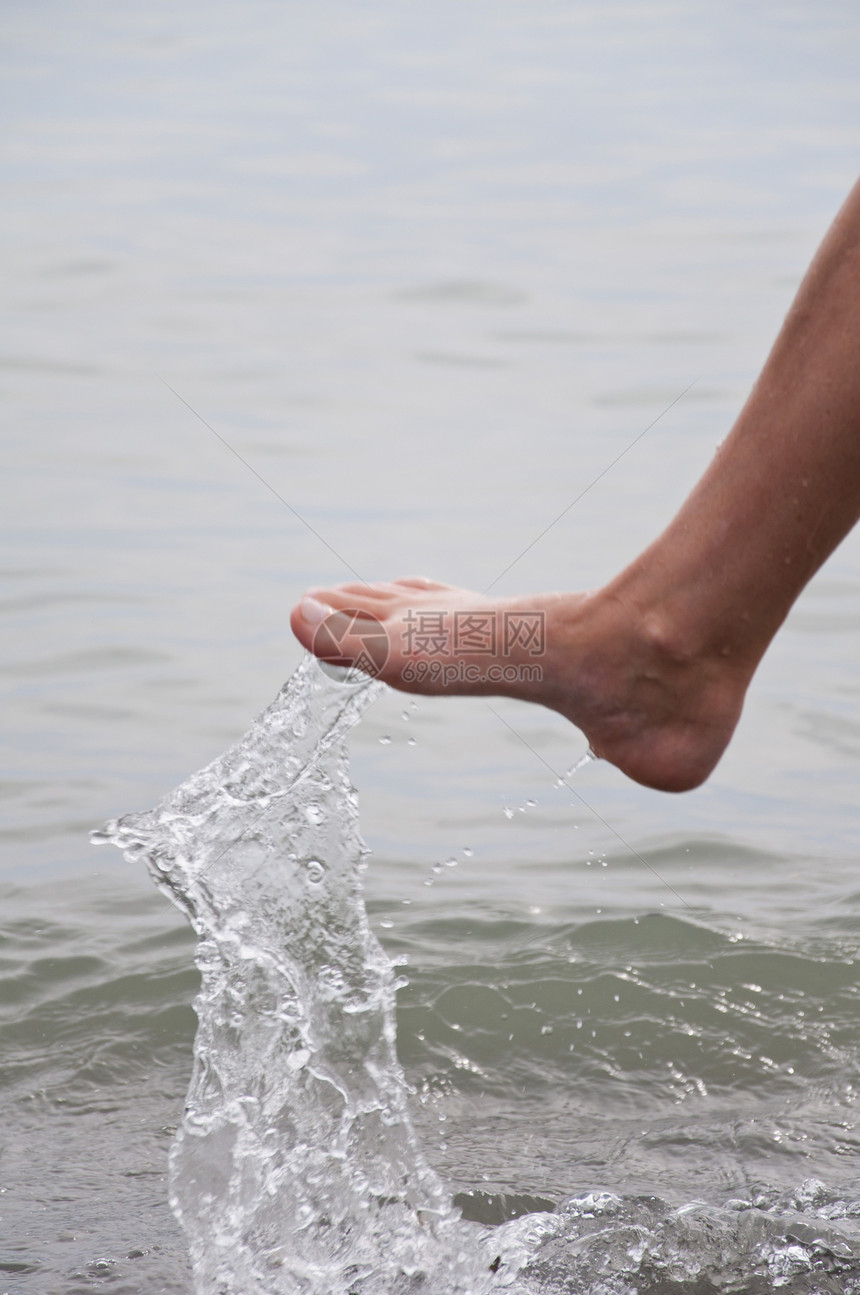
[96,659,860,1294]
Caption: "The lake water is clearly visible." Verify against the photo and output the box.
[4,1,860,1290]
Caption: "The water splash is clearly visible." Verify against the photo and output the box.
[94,657,502,1295]
[517,1186,860,1293]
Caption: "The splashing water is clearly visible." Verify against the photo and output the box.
[565,749,597,780]
[95,658,505,1294]
[95,659,860,1295]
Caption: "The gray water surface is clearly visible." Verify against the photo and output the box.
[3,1,860,1290]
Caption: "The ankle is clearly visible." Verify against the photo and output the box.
[604,563,759,684]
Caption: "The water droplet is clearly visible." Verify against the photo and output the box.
[565,749,595,778]
[503,807,514,819]
[401,710,410,721]
[431,862,444,874]
[379,735,392,745]
[305,859,325,884]
[444,857,458,868]
[526,798,537,808]
[462,847,473,857]
[379,919,393,929]
[407,737,417,747]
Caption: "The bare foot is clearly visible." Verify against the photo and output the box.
[290,578,751,793]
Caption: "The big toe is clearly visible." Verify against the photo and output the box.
[295,602,391,677]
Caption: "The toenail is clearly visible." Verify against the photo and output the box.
[300,595,334,626]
